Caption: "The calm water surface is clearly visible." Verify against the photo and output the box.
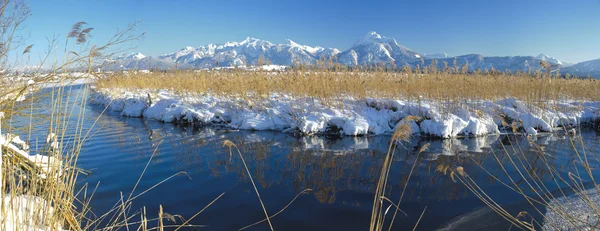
[16,85,600,230]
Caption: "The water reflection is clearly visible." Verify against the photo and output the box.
[94,111,600,208]
[15,85,600,230]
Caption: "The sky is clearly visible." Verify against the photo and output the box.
[18,0,600,65]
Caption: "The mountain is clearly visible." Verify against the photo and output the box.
[115,52,146,60]
[103,53,182,71]
[337,31,421,66]
[536,54,563,65]
[100,32,599,77]
[155,37,340,68]
[424,53,449,59]
[420,54,545,72]
[560,58,600,78]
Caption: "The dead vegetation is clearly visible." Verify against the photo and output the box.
[96,69,600,109]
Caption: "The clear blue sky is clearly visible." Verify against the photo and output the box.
[21,0,600,64]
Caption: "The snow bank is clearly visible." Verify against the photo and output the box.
[89,88,600,138]
[1,131,64,230]
[0,133,62,178]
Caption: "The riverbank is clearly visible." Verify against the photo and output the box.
[90,71,600,138]
[89,86,600,138]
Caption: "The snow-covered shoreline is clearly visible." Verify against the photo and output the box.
[542,188,600,230]
[89,88,600,138]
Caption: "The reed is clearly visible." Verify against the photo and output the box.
[0,10,210,229]
[96,68,600,114]
[437,126,600,230]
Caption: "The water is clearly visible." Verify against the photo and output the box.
[14,84,600,230]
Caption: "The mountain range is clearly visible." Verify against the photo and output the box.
[102,31,599,78]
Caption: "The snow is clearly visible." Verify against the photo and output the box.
[536,53,563,65]
[116,52,146,60]
[1,133,62,178]
[2,195,65,231]
[254,65,288,71]
[338,31,421,66]
[542,188,600,230]
[286,39,324,54]
[0,131,64,230]
[90,88,600,138]
[354,31,384,46]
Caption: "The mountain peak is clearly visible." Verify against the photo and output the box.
[117,52,146,60]
[536,53,563,65]
[132,53,146,59]
[286,39,300,47]
[354,31,384,46]
[239,37,268,46]
[365,31,382,39]
[285,39,326,54]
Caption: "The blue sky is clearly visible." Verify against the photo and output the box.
[21,0,600,64]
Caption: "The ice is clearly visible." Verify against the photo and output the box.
[90,89,600,138]
[526,127,538,135]
[542,188,600,230]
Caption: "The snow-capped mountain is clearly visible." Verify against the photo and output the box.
[536,54,563,65]
[103,53,181,71]
[155,37,339,68]
[114,52,146,60]
[337,31,421,66]
[561,58,600,78]
[101,31,600,77]
[420,54,545,72]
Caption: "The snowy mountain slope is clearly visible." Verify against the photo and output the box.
[103,54,185,71]
[155,37,340,68]
[337,31,421,66]
[561,58,600,78]
[420,54,545,72]
[115,52,146,60]
[536,54,563,65]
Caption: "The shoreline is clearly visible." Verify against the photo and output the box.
[89,87,600,138]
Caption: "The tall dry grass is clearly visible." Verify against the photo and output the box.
[438,127,600,230]
[97,69,600,101]
[0,19,214,230]
[96,69,600,113]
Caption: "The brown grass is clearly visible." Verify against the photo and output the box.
[96,70,600,106]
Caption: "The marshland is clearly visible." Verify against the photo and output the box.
[3,0,600,230]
